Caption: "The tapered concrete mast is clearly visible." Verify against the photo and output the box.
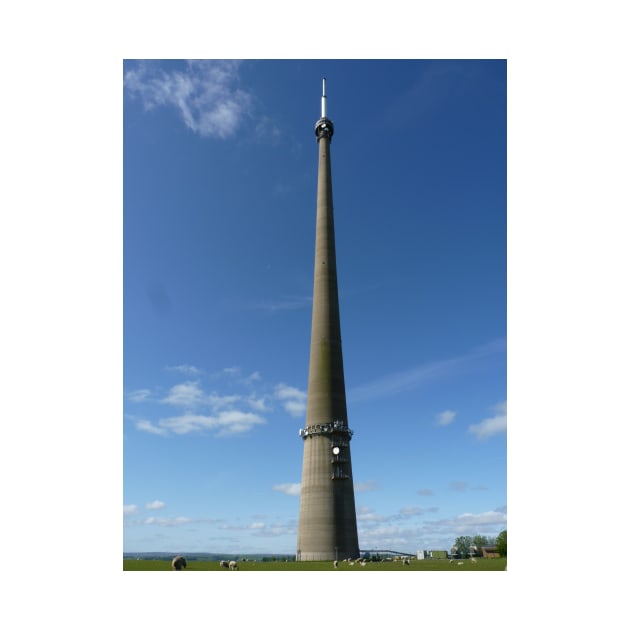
[296,79,360,561]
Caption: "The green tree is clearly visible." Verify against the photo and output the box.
[495,530,507,557]
[472,534,489,553]
[454,536,473,558]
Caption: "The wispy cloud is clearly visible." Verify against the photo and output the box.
[254,295,312,313]
[426,509,507,533]
[449,481,488,492]
[123,504,138,515]
[355,480,379,492]
[124,60,252,139]
[468,400,507,440]
[161,381,206,407]
[165,364,203,376]
[135,419,168,436]
[356,506,504,551]
[245,371,262,383]
[348,338,505,403]
[160,381,242,411]
[436,409,456,426]
[357,506,386,523]
[396,506,439,519]
[127,368,307,438]
[417,488,434,496]
[248,395,269,412]
[145,500,166,510]
[139,410,266,437]
[144,516,192,527]
[272,483,301,496]
[127,389,151,402]
[274,383,307,418]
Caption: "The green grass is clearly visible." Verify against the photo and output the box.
[123,558,506,571]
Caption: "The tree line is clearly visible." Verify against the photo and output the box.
[453,530,506,557]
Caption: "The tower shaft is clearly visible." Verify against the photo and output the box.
[296,83,359,561]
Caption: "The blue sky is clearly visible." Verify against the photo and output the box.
[123,59,507,555]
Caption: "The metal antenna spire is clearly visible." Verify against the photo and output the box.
[314,77,334,140]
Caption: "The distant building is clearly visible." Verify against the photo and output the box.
[481,546,500,558]
[417,550,427,560]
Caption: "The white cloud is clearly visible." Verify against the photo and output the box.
[144,516,192,527]
[124,60,252,139]
[165,364,202,376]
[274,384,306,400]
[450,481,469,492]
[417,488,434,496]
[436,409,456,426]
[283,400,306,417]
[161,381,205,408]
[215,410,266,436]
[130,370,309,437]
[398,506,426,517]
[248,396,269,412]
[449,481,487,492]
[135,419,167,436]
[430,510,507,533]
[274,383,307,418]
[468,400,507,440]
[148,410,265,437]
[145,500,166,510]
[354,480,378,492]
[160,382,241,412]
[356,507,386,522]
[123,504,138,515]
[273,483,301,496]
[127,389,151,402]
[208,393,242,409]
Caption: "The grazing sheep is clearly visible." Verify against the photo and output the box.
[403,558,410,565]
[471,557,477,564]
[228,560,239,571]
[349,561,355,566]
[449,559,454,564]
[333,560,338,569]
[172,556,187,571]
[219,560,229,569]
[457,561,464,566]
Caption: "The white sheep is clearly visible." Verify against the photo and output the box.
[333,560,338,569]
[172,555,187,571]
[219,560,229,569]
[229,560,239,571]
[457,561,464,566]
[471,557,477,564]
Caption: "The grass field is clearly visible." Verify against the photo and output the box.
[123,558,506,571]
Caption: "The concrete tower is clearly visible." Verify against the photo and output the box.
[296,79,360,562]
